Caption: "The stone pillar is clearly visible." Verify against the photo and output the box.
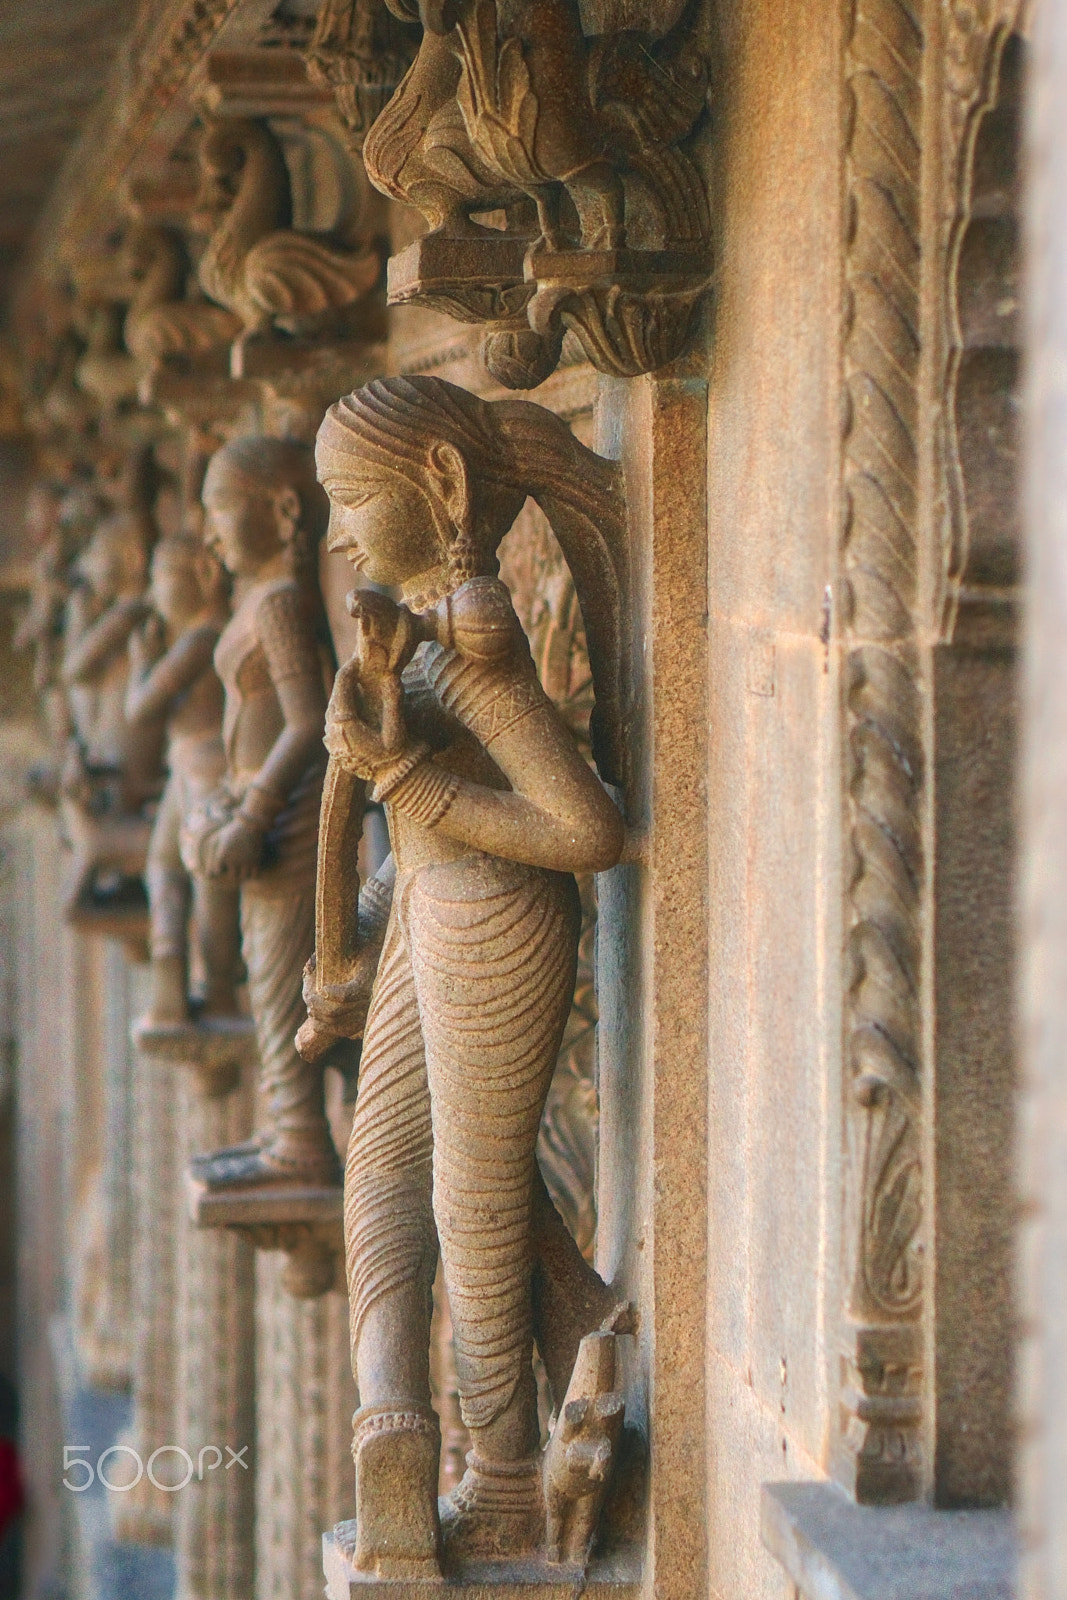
[136,1025,258,1600]
[255,1254,354,1600]
[596,371,710,1600]
[1018,0,1067,1589]
[70,935,133,1394]
[112,979,183,1543]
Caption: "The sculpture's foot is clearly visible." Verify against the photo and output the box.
[191,1132,341,1191]
[439,1452,544,1562]
[351,1406,441,1578]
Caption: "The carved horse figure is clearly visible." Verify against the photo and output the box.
[304,376,631,1572]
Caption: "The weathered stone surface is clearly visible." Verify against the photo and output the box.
[761,1483,1015,1600]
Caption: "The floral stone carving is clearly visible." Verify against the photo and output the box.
[301,375,633,1574]
[361,0,711,387]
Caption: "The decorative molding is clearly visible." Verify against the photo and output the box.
[836,0,926,1505]
[935,0,1023,638]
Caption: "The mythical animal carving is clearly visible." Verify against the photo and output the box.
[194,117,380,359]
[361,0,711,386]
[301,375,631,1573]
[182,435,340,1195]
[126,528,243,1027]
[305,0,419,154]
[123,223,241,380]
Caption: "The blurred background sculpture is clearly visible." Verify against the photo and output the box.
[184,435,338,1192]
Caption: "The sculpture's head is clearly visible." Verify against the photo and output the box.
[149,534,226,630]
[316,376,527,605]
[76,514,147,604]
[202,436,327,582]
[318,374,628,781]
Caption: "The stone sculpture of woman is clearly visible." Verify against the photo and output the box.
[125,533,242,1025]
[303,376,630,1573]
[182,436,339,1191]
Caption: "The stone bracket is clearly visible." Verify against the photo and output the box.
[186,1176,344,1299]
[132,1014,258,1099]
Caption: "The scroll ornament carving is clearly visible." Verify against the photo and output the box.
[360,0,711,387]
[194,116,381,368]
[122,223,242,385]
[838,0,926,1503]
[301,375,633,1573]
[305,0,419,154]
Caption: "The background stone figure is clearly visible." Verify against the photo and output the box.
[184,435,338,1192]
[126,531,242,1024]
[304,375,630,1574]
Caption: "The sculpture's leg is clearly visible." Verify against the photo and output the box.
[408,860,580,1559]
[530,1165,629,1407]
[193,880,339,1188]
[345,908,440,1575]
[191,871,242,1018]
[145,776,191,1023]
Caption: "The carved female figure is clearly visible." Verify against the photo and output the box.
[184,437,339,1190]
[305,376,628,1571]
[126,533,242,1025]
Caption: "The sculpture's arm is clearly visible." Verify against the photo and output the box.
[237,586,328,828]
[389,694,624,874]
[125,624,218,726]
[62,596,149,685]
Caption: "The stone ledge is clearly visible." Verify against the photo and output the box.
[323,1523,639,1600]
[761,1482,1015,1600]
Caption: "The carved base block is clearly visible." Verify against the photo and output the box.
[323,1525,639,1600]
[187,1177,344,1299]
[834,1322,924,1505]
[387,235,533,326]
[134,1014,258,1099]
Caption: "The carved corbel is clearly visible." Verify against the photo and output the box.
[192,113,383,373]
[186,1179,344,1299]
[305,0,420,154]
[359,0,711,387]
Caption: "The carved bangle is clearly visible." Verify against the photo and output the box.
[236,783,282,830]
[381,760,461,828]
[368,742,431,801]
[358,875,393,936]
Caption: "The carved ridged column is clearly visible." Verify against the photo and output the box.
[255,1254,354,1600]
[113,1030,181,1542]
[836,0,927,1503]
[72,938,134,1392]
[174,1068,257,1600]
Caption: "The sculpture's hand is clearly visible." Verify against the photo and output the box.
[129,612,165,674]
[324,671,408,779]
[200,815,266,883]
[301,947,381,1041]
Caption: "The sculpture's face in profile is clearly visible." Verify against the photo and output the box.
[323,471,443,590]
[202,461,293,579]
